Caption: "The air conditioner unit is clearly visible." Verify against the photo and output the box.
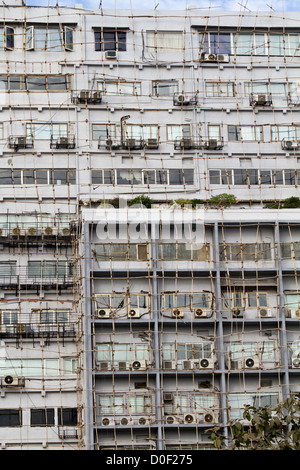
[92,91,102,103]
[253,94,269,105]
[105,138,119,149]
[27,227,37,236]
[127,309,140,319]
[98,361,111,371]
[205,139,219,150]
[174,94,190,105]
[199,358,214,369]
[101,417,114,426]
[136,416,151,426]
[163,360,176,370]
[244,357,260,369]
[97,308,111,318]
[163,392,174,402]
[231,308,242,318]
[3,375,22,387]
[61,227,71,236]
[194,308,208,318]
[203,412,215,424]
[118,361,130,371]
[124,139,136,149]
[182,360,193,370]
[15,136,27,148]
[120,416,130,426]
[201,52,218,62]
[180,138,192,149]
[282,140,299,150]
[184,413,196,424]
[12,227,25,237]
[131,360,147,371]
[216,54,229,62]
[286,308,300,319]
[172,308,184,318]
[292,357,300,368]
[165,415,176,425]
[56,137,70,148]
[43,226,58,236]
[105,50,117,59]
[145,138,159,149]
[258,308,273,318]
[79,90,90,101]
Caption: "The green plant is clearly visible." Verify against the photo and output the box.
[175,198,204,208]
[208,193,237,208]
[264,201,282,209]
[128,195,153,208]
[207,393,300,450]
[283,197,300,208]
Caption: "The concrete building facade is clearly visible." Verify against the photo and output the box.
[0,1,298,450]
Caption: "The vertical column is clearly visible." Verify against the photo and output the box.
[213,221,228,438]
[151,221,163,450]
[275,222,290,400]
[83,221,94,449]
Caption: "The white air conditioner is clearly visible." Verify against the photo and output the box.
[244,357,260,369]
[194,308,209,318]
[184,413,196,424]
[182,360,199,370]
[172,308,184,318]
[145,138,159,149]
[136,416,151,426]
[127,309,140,319]
[3,375,21,387]
[97,361,111,371]
[165,415,176,425]
[200,52,229,63]
[282,140,299,150]
[27,227,37,236]
[290,308,300,319]
[163,360,176,370]
[118,361,130,371]
[231,308,242,318]
[101,417,114,426]
[105,50,117,59]
[120,416,130,426]
[217,53,229,62]
[174,94,190,105]
[258,308,273,318]
[131,360,147,371]
[12,227,25,237]
[43,226,58,237]
[163,392,174,402]
[199,358,214,369]
[203,411,216,424]
[253,94,269,105]
[292,357,300,368]
[97,308,111,318]
[79,90,90,101]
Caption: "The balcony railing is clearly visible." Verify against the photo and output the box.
[174,137,224,150]
[71,89,102,104]
[50,135,76,149]
[8,136,34,151]
[98,137,159,151]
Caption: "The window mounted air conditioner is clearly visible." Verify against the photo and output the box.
[199,358,214,369]
[244,357,260,369]
[101,417,114,426]
[136,416,151,426]
[127,309,140,319]
[131,360,147,371]
[145,138,159,149]
[97,308,112,318]
[172,308,184,318]
[184,413,196,424]
[98,361,111,371]
[194,308,209,318]
[118,361,130,371]
[163,360,176,370]
[163,392,174,402]
[105,50,117,59]
[258,307,273,318]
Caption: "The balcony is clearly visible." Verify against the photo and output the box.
[8,136,34,151]
[50,135,76,150]
[0,322,76,338]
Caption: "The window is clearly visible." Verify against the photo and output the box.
[228,393,278,420]
[152,80,178,96]
[227,341,275,362]
[281,242,300,260]
[0,170,21,185]
[99,395,125,415]
[209,169,232,185]
[233,169,259,185]
[97,342,149,362]
[147,31,183,53]
[200,32,231,54]
[0,359,59,377]
[95,30,126,52]
[98,81,141,96]
[117,169,143,185]
[39,310,69,325]
[208,125,221,140]
[28,261,73,279]
[0,26,14,50]
[58,408,77,426]
[30,408,55,427]
[163,342,213,361]
[124,124,159,141]
[0,261,16,277]
[233,32,266,55]
[271,125,300,141]
[0,75,71,91]
[1,310,19,325]
[26,26,73,51]
[247,292,268,308]
[94,244,148,261]
[205,81,235,97]
[26,123,68,140]
[220,243,272,261]
[167,125,190,141]
[245,82,289,97]
[91,169,114,185]
[23,170,48,185]
[92,124,116,141]
[51,170,76,185]
[169,169,194,185]
[228,125,263,141]
[223,292,244,309]
[158,243,210,261]
[0,409,21,427]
